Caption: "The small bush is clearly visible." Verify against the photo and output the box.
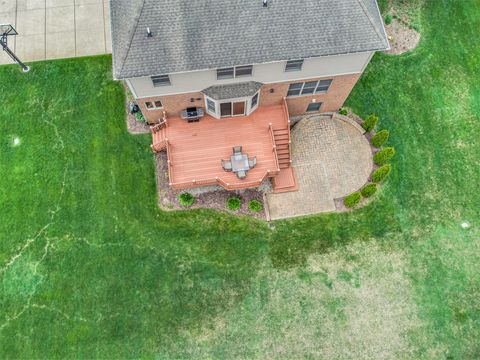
[374,147,396,165]
[248,199,263,213]
[372,164,392,183]
[135,111,145,122]
[178,192,194,207]
[385,14,393,25]
[227,197,241,211]
[362,114,379,132]
[339,108,348,116]
[361,183,377,198]
[344,192,362,208]
[371,129,390,148]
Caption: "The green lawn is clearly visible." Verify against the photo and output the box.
[1,0,479,358]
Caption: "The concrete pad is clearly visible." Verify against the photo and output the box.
[76,0,103,4]
[0,0,16,13]
[0,11,16,25]
[46,6,74,33]
[15,34,45,61]
[46,31,75,59]
[16,9,46,36]
[75,4,104,31]
[46,0,74,8]
[103,1,111,52]
[76,30,105,56]
[17,0,46,11]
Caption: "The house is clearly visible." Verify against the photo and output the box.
[110,0,389,192]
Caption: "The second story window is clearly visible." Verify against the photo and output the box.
[285,59,304,72]
[151,75,171,87]
[235,65,253,77]
[217,67,234,79]
[217,65,253,79]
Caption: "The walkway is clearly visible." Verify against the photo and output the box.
[266,115,373,220]
[0,0,111,65]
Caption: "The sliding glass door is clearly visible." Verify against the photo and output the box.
[220,101,246,117]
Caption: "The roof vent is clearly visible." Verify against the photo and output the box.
[263,0,268,7]
[146,27,153,37]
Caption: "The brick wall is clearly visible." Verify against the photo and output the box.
[259,73,361,115]
[134,73,361,123]
[137,92,205,124]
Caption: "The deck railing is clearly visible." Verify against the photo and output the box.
[150,111,168,134]
[166,140,174,186]
[169,169,274,191]
[282,97,293,166]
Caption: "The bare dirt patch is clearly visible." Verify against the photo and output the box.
[385,19,421,55]
[155,153,267,219]
[123,84,150,134]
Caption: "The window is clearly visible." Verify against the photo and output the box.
[217,67,234,79]
[251,92,259,108]
[287,79,333,97]
[235,65,253,77]
[217,65,253,79]
[207,98,216,113]
[287,83,303,96]
[316,79,332,93]
[151,75,171,87]
[220,101,246,117]
[145,100,163,110]
[285,59,304,72]
[301,81,318,95]
[306,102,322,112]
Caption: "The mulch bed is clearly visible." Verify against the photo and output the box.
[333,110,381,212]
[155,152,267,219]
[123,83,150,134]
[385,19,420,55]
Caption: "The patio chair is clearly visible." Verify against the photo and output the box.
[221,159,233,172]
[232,146,242,155]
[248,156,257,168]
[237,170,247,179]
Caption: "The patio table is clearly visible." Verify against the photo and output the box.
[231,154,250,173]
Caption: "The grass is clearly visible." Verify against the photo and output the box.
[1,0,479,358]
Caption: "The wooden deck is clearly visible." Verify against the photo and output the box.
[159,104,290,190]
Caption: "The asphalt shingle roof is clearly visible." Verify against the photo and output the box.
[110,0,389,80]
[202,82,264,100]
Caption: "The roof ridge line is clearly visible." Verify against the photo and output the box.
[355,0,388,47]
[118,0,147,78]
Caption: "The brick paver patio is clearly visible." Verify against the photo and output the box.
[266,115,373,220]
[0,0,111,65]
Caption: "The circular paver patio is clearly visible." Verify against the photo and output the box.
[266,115,373,220]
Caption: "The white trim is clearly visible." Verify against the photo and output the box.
[145,100,164,110]
[286,79,333,97]
[132,70,363,100]
[125,79,138,98]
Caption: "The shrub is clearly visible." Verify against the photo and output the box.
[385,14,393,25]
[371,129,390,148]
[374,147,396,165]
[362,114,379,132]
[227,197,241,211]
[178,192,194,207]
[248,199,263,213]
[344,192,362,208]
[339,108,348,116]
[361,183,377,198]
[135,111,145,122]
[372,164,392,183]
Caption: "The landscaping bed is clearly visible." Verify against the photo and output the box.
[155,152,267,219]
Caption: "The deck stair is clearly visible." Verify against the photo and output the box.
[272,128,291,169]
[272,126,298,193]
[151,127,167,152]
